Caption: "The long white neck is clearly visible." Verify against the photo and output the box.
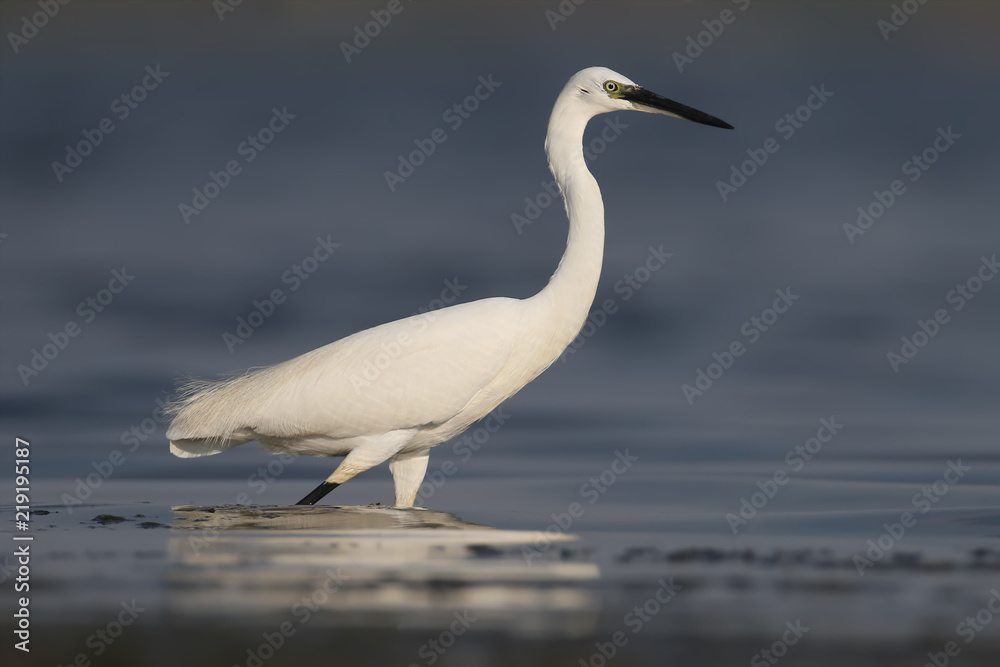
[529,93,606,353]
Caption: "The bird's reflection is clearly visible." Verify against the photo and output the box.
[168,505,600,636]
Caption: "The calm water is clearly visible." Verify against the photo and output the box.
[2,2,999,665]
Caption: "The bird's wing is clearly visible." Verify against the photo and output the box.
[243,297,524,440]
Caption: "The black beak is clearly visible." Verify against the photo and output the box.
[622,87,734,130]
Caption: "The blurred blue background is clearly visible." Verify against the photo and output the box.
[2,0,999,522]
[4,2,1000,665]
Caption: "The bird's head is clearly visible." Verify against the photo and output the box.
[566,66,733,130]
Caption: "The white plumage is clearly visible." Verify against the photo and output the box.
[166,67,732,507]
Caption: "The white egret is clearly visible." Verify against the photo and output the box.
[166,67,732,507]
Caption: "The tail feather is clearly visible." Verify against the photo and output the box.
[165,372,266,457]
[169,438,236,458]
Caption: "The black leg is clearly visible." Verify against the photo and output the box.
[296,481,340,505]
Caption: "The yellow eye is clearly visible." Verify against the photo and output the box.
[604,81,619,93]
